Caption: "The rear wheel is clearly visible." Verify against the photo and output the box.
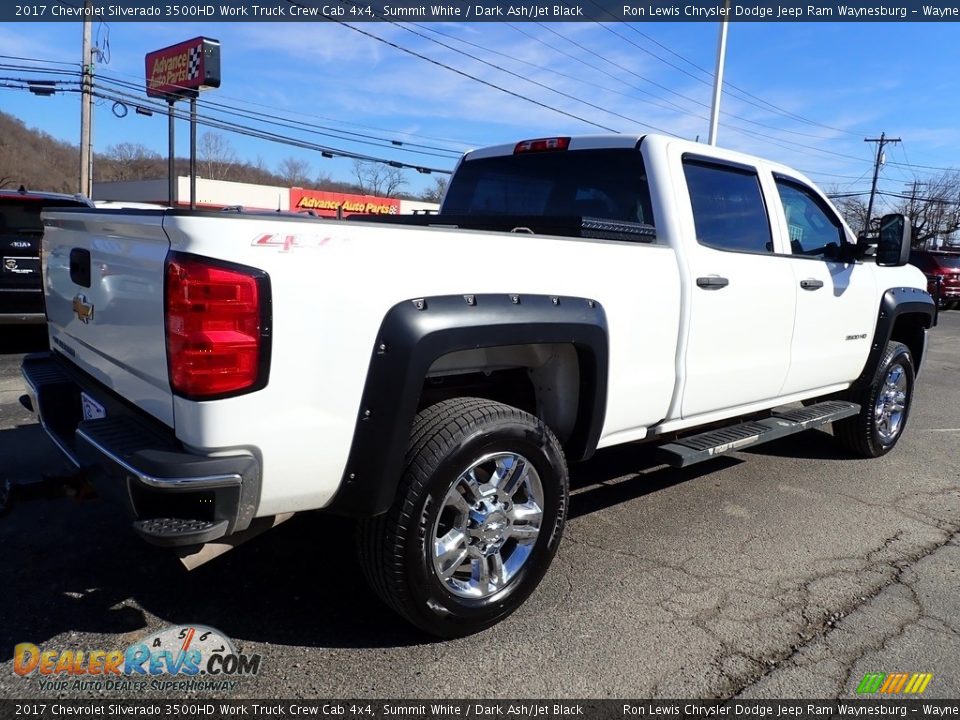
[834,341,914,458]
[357,398,568,637]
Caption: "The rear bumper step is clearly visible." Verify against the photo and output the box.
[20,352,260,547]
[657,400,860,468]
[134,518,231,546]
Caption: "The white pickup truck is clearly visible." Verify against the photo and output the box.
[22,134,935,637]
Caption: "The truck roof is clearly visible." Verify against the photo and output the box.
[461,133,819,197]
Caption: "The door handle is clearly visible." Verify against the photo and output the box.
[696,276,729,290]
[800,278,824,291]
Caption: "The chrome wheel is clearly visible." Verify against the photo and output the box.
[874,364,908,444]
[432,452,544,599]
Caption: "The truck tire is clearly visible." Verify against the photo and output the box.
[357,397,568,637]
[834,341,914,458]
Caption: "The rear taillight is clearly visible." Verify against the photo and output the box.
[514,137,570,154]
[164,253,270,400]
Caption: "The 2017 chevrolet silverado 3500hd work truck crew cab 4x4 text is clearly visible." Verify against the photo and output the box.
[21,135,935,637]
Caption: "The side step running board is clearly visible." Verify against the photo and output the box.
[656,401,860,468]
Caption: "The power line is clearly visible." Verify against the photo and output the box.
[386,21,682,135]
[92,85,454,174]
[601,17,865,137]
[95,74,462,160]
[283,2,623,134]
[500,22,859,146]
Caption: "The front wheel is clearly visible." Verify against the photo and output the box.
[357,398,568,637]
[834,341,915,458]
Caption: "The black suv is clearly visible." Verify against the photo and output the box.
[1,188,93,324]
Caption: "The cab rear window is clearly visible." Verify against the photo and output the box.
[442,148,655,227]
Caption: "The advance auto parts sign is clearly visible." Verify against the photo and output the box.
[145,37,221,98]
[291,189,401,218]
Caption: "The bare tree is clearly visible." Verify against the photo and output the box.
[198,132,238,181]
[831,194,871,237]
[419,175,448,204]
[277,156,312,187]
[352,159,407,197]
[896,173,960,247]
[832,172,960,248]
[102,143,161,181]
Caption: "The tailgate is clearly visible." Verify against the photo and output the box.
[42,208,174,427]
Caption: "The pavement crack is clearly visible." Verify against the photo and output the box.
[729,521,959,699]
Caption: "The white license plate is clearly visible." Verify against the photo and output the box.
[81,392,106,421]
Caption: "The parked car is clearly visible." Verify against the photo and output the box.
[1,188,93,324]
[909,249,960,309]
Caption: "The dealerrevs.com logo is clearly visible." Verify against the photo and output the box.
[13,625,261,693]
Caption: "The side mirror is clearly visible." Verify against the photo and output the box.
[876,214,911,267]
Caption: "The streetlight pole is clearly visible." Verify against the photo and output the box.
[708,0,731,146]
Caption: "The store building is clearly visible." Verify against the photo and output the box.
[92,176,439,216]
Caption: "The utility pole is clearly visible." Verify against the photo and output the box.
[904,179,927,249]
[79,0,93,197]
[864,132,901,233]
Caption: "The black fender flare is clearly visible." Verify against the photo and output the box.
[327,294,608,516]
[856,287,935,386]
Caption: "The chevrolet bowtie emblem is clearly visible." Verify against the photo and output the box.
[72,294,94,324]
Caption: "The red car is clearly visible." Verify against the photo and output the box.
[1,187,93,324]
[909,249,960,310]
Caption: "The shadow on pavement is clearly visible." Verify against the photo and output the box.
[1,387,850,654]
[0,436,746,654]
[741,428,851,461]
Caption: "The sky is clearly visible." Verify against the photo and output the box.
[1,18,959,202]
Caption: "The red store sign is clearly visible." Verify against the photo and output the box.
[290,189,401,218]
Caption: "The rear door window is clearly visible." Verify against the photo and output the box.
[682,159,773,254]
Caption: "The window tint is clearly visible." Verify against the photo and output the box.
[443,149,655,228]
[682,160,772,253]
[775,179,845,258]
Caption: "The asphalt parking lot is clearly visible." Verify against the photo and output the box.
[1,314,958,700]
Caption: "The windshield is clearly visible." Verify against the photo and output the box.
[442,148,655,227]
[933,255,960,270]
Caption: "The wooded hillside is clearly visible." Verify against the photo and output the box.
[0,111,442,199]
